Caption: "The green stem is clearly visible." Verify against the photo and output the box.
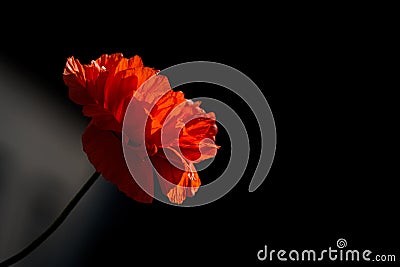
[0,171,101,267]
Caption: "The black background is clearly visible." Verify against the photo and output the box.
[1,4,398,266]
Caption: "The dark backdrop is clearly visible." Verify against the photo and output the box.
[0,5,397,266]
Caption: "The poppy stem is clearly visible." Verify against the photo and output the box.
[0,171,101,267]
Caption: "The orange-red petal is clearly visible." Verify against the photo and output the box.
[63,53,157,132]
[82,121,153,203]
[149,99,219,162]
[63,56,94,105]
[103,67,158,123]
[179,115,219,162]
[151,151,201,204]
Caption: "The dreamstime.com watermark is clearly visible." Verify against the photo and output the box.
[257,238,396,263]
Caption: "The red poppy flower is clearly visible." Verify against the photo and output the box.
[63,53,219,204]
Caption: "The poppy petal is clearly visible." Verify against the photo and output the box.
[63,54,154,130]
[82,121,153,203]
[179,116,219,162]
[148,90,186,133]
[104,67,158,123]
[63,56,94,105]
[153,99,219,162]
[82,104,121,132]
[145,90,186,146]
[94,53,125,70]
[151,148,201,204]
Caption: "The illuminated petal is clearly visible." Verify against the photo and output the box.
[151,149,201,204]
[104,67,158,123]
[63,54,156,131]
[151,148,201,204]
[151,99,219,162]
[145,90,186,148]
[63,56,94,105]
[179,115,219,162]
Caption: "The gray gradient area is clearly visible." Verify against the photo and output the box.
[0,61,109,267]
